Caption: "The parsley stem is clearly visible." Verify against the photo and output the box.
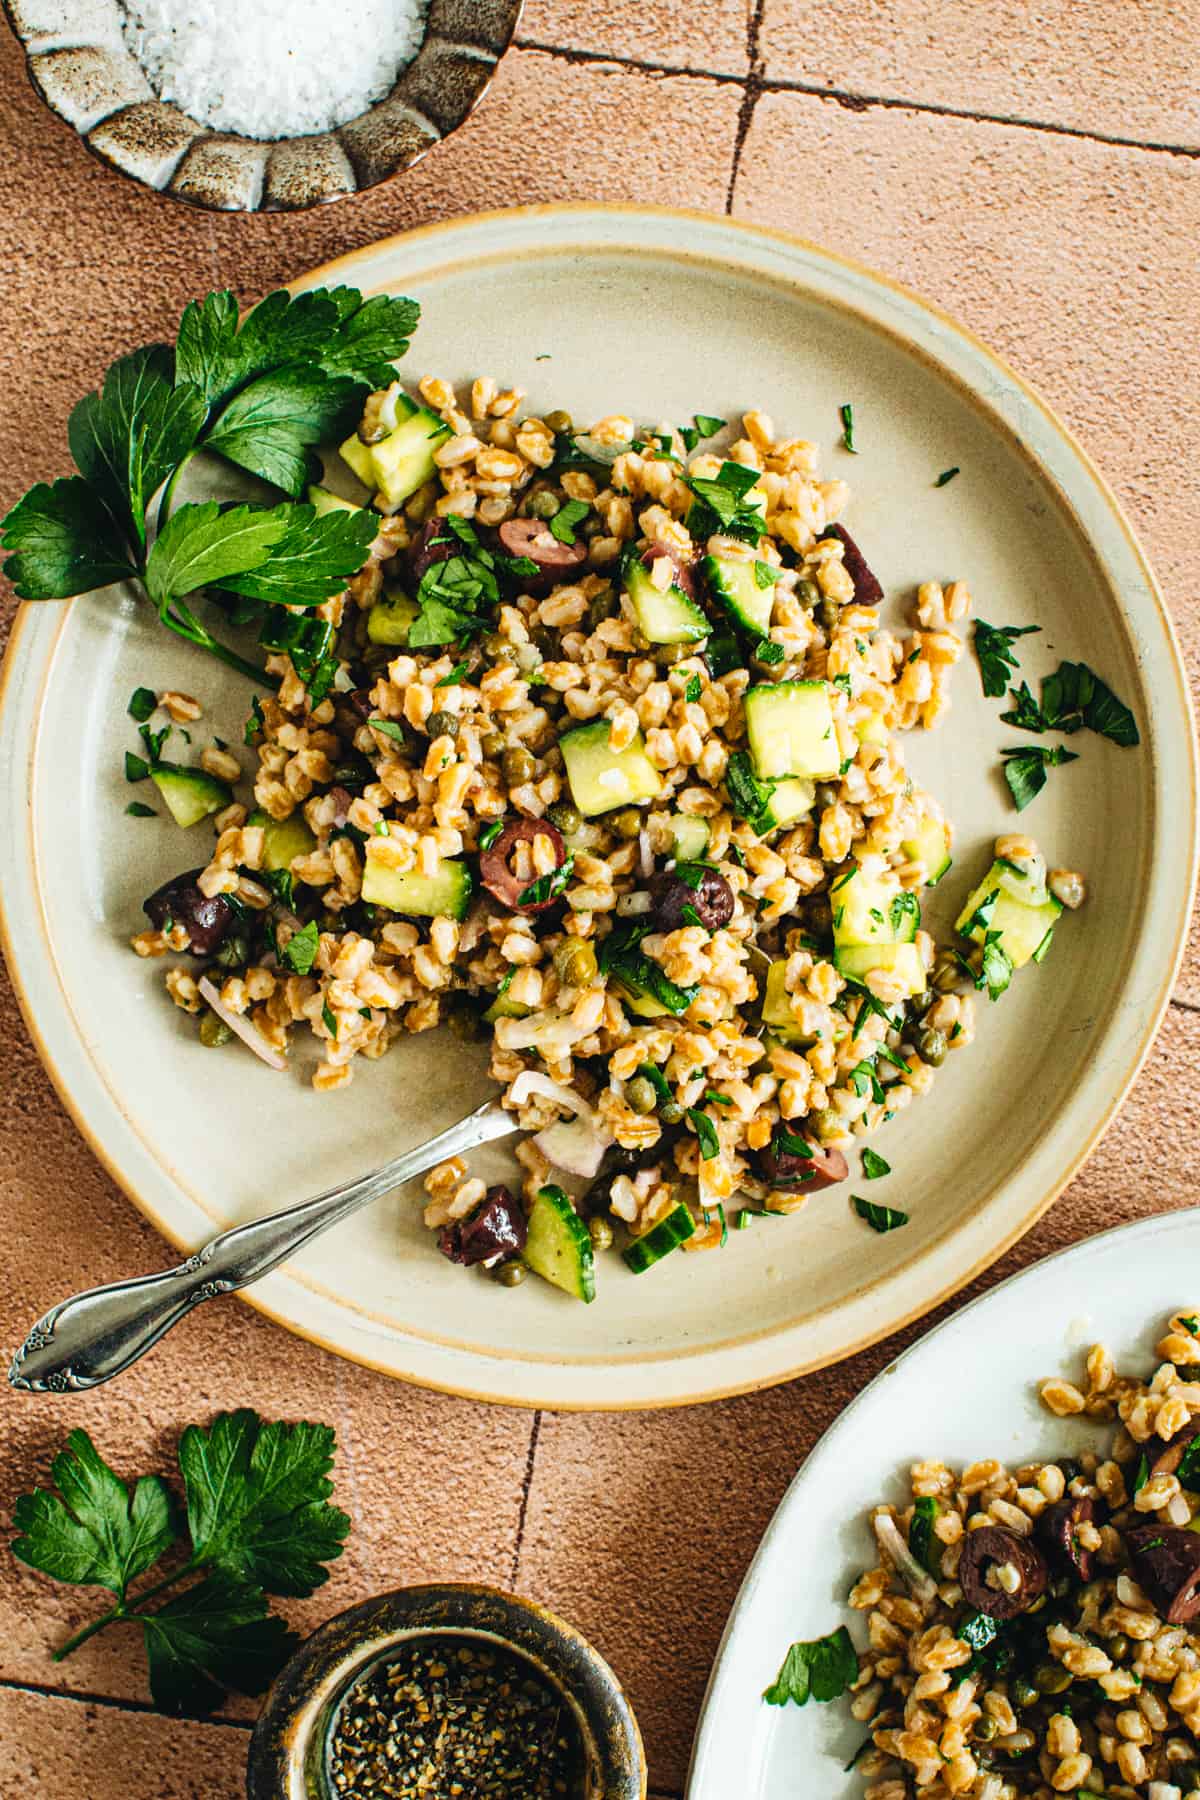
[158,607,274,686]
[53,1603,126,1661]
[154,449,194,539]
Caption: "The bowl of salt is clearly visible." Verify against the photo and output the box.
[1,0,522,210]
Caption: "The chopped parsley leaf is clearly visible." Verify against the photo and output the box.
[127,686,157,722]
[934,467,960,487]
[1002,743,1079,811]
[854,1197,908,1233]
[478,820,504,850]
[693,413,725,439]
[124,751,150,782]
[684,674,702,703]
[368,717,408,744]
[635,1062,672,1106]
[685,1107,721,1161]
[244,696,265,746]
[280,919,319,976]
[754,560,779,589]
[763,1625,857,1707]
[549,499,589,546]
[861,1147,891,1180]
[974,619,1040,699]
[436,660,470,687]
[125,801,156,818]
[754,638,785,665]
[517,853,574,908]
[321,1000,338,1039]
[680,902,707,931]
[839,402,858,454]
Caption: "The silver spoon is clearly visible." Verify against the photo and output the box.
[9,1099,517,1394]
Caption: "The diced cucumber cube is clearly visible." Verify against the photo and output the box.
[901,812,952,885]
[670,814,711,862]
[831,864,921,950]
[704,552,774,637]
[560,719,664,817]
[247,808,316,870]
[624,557,709,645]
[370,405,452,508]
[362,853,472,920]
[149,763,232,829]
[623,1201,696,1273]
[956,857,1062,969]
[367,587,419,646]
[337,432,377,489]
[833,942,927,996]
[744,680,841,781]
[756,776,815,833]
[761,959,811,1045]
[525,1185,596,1301]
[306,484,362,519]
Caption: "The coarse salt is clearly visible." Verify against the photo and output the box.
[119,0,430,141]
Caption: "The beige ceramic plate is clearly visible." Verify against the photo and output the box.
[0,206,1194,1408]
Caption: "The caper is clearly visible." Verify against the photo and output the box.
[931,959,963,994]
[527,488,561,520]
[482,731,505,759]
[484,632,508,657]
[503,746,536,787]
[626,1076,657,1116]
[797,577,821,609]
[212,932,250,971]
[659,1099,684,1126]
[817,595,840,632]
[1177,1363,1200,1382]
[916,1025,947,1067]
[1011,1677,1039,1709]
[1105,1633,1130,1662]
[493,1259,527,1287]
[909,989,936,1019]
[588,1216,614,1251]
[544,409,573,436]
[546,800,582,835]
[974,1715,998,1742]
[553,938,598,988]
[810,1107,842,1142]
[530,627,557,659]
[199,1010,232,1048]
[1033,1660,1072,1695]
[611,807,642,840]
[814,782,840,810]
[425,709,458,741]
[804,896,833,937]
[588,590,620,629]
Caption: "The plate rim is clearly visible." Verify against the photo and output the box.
[1,202,1195,1409]
[685,1203,1200,1796]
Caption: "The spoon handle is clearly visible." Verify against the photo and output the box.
[9,1100,516,1394]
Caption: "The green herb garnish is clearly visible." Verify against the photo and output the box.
[763,1625,857,1707]
[685,1107,721,1161]
[753,560,779,589]
[979,935,1013,1001]
[684,674,702,703]
[1132,1453,1150,1495]
[934,467,960,487]
[635,1062,673,1107]
[279,919,319,976]
[321,1000,338,1039]
[1001,743,1079,811]
[368,717,408,744]
[908,1496,940,1573]
[516,853,575,909]
[125,801,156,818]
[839,402,858,454]
[124,751,150,782]
[973,619,1040,700]
[10,1413,349,1714]
[478,820,505,850]
[549,499,589,546]
[861,1147,891,1180]
[685,461,764,545]
[1000,660,1139,747]
[436,661,470,687]
[128,686,157,722]
[754,638,785,665]
[853,1197,908,1233]
[244,696,265,746]
[693,413,725,439]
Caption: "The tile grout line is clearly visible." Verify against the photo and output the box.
[724,0,768,213]
[508,1408,542,1587]
[0,1673,253,1730]
[512,35,1200,161]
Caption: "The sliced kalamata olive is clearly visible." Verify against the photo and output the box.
[408,517,460,585]
[1038,1495,1105,1583]
[499,518,589,582]
[757,1133,849,1191]
[642,542,696,599]
[825,524,884,607]
[345,688,377,722]
[1146,1417,1200,1481]
[1126,1524,1200,1623]
[958,1526,1048,1620]
[479,817,568,912]
[143,871,235,957]
[438,1185,528,1266]
[650,867,734,933]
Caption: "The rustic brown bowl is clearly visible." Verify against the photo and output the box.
[1,0,522,211]
[245,1583,647,1799]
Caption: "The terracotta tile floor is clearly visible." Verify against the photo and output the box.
[0,6,1197,1794]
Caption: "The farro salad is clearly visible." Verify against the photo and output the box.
[1,283,1105,1304]
[768,1311,1200,1800]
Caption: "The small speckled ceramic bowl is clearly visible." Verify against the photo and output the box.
[245,1583,647,1800]
[1,0,521,211]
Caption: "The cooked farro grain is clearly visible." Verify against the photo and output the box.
[801,1312,1200,1799]
[132,376,1083,1293]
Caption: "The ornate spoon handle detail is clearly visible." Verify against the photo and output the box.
[10,1100,516,1393]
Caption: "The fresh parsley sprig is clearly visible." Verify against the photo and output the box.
[973,619,1040,699]
[1000,660,1139,748]
[685,460,765,545]
[1002,743,1079,812]
[11,1413,349,1715]
[1,283,419,688]
[764,1624,858,1707]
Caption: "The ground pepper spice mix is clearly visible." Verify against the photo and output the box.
[326,1634,587,1797]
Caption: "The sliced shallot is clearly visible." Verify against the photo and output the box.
[197,976,287,1072]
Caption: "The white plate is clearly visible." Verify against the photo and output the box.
[0,206,1194,1408]
[688,1207,1200,1796]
